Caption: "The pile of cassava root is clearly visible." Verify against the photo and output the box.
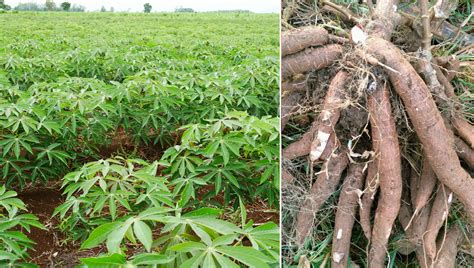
[281,0,473,267]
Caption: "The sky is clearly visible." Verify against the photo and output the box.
[6,0,280,13]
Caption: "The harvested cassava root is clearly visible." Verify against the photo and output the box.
[281,26,329,56]
[281,0,472,267]
[283,71,347,160]
[359,162,378,240]
[282,44,343,79]
[366,37,474,224]
[331,163,365,267]
[433,225,461,268]
[367,82,402,267]
[294,148,349,245]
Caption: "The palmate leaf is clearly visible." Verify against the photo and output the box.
[0,186,26,212]
[35,143,71,165]
[171,235,273,268]
[82,207,171,253]
[4,114,39,134]
[216,246,272,268]
[23,160,57,184]
[106,219,133,254]
[198,159,245,193]
[159,210,242,244]
[241,221,280,260]
[0,250,20,262]
[170,174,207,207]
[0,134,39,159]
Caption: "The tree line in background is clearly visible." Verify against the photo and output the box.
[1,1,249,14]
[1,1,152,13]
[0,0,85,11]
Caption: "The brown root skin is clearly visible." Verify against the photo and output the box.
[398,200,416,254]
[281,78,307,94]
[399,190,433,267]
[283,127,339,162]
[416,56,445,103]
[433,64,458,101]
[328,34,349,44]
[414,158,437,213]
[282,127,315,160]
[309,71,348,161]
[283,71,348,160]
[435,56,460,82]
[367,82,402,268]
[281,90,304,131]
[366,37,474,225]
[331,163,366,267]
[454,136,474,169]
[281,26,329,57]
[424,185,454,261]
[295,149,349,246]
[282,44,343,79]
[413,205,433,268]
[433,225,461,268]
[432,64,474,148]
[321,0,361,24]
[360,161,378,240]
[452,118,474,149]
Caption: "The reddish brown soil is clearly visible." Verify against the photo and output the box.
[197,185,279,224]
[97,127,168,160]
[19,188,64,263]
[19,187,104,267]
[245,198,280,224]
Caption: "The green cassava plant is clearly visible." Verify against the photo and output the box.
[0,185,45,266]
[55,158,279,267]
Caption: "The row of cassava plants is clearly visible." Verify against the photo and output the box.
[53,111,279,241]
[53,157,279,267]
[0,64,277,187]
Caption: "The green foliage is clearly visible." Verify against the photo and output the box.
[0,185,45,266]
[45,0,56,11]
[79,201,279,267]
[144,3,152,13]
[162,111,280,206]
[53,157,171,240]
[1,12,280,266]
[54,157,279,267]
[0,0,11,10]
[0,13,279,189]
[80,253,173,267]
[60,2,70,11]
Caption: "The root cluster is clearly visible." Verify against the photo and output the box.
[281,0,473,267]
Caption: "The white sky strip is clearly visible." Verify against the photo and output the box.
[6,0,279,12]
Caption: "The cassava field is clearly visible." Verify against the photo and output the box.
[0,12,280,267]
[281,0,473,267]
